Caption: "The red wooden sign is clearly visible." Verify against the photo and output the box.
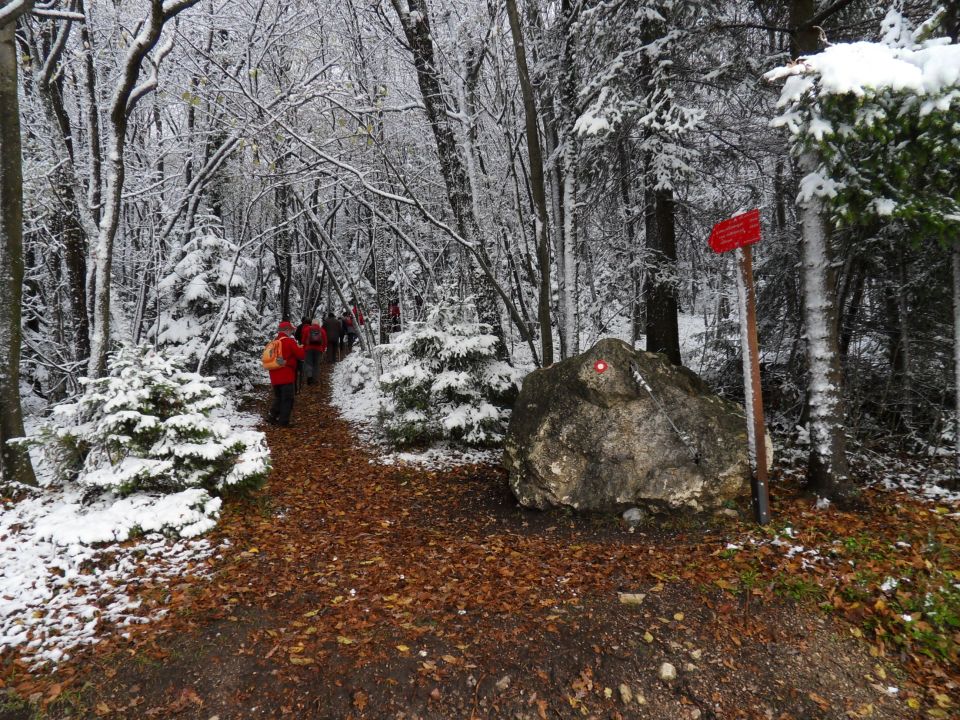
[709,209,761,253]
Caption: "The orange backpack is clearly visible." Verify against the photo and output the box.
[261,338,286,370]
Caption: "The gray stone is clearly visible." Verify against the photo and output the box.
[622,507,647,526]
[659,662,677,682]
[504,339,752,514]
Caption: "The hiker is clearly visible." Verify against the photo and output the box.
[388,300,401,332]
[341,309,360,351]
[322,312,341,362]
[303,318,327,384]
[295,316,311,345]
[265,321,305,427]
[351,302,365,328]
[293,316,311,388]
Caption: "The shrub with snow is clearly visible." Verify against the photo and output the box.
[32,345,269,536]
[341,349,377,394]
[378,303,521,447]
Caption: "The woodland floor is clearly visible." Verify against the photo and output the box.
[2,365,958,720]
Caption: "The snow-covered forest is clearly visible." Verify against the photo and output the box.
[1,0,960,716]
[3,0,958,499]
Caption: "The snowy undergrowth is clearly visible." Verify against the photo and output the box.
[775,429,960,506]
[330,350,507,470]
[32,345,269,506]
[0,346,267,667]
[0,488,221,668]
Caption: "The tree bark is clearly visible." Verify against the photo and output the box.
[797,150,852,500]
[388,0,505,356]
[644,182,682,366]
[953,244,960,478]
[790,0,852,501]
[88,0,198,378]
[618,141,644,348]
[557,0,580,358]
[506,0,552,366]
[0,2,38,486]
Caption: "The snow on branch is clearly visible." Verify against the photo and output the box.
[0,0,34,26]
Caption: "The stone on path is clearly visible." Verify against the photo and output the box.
[659,662,677,682]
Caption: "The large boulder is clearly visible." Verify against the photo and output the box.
[504,338,753,514]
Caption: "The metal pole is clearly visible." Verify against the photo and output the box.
[736,245,770,524]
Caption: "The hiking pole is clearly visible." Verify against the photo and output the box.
[630,361,700,464]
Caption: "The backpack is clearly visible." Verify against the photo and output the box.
[262,338,286,370]
[308,327,323,344]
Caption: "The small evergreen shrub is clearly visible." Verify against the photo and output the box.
[35,345,270,498]
[154,219,260,388]
[378,303,521,447]
[341,350,376,394]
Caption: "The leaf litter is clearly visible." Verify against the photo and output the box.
[1,367,956,718]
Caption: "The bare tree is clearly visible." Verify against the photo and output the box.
[0,0,37,485]
[88,0,200,378]
[388,0,506,354]
[505,0,552,366]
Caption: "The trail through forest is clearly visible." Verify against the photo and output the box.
[2,367,944,720]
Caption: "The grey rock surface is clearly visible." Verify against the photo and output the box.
[504,338,752,514]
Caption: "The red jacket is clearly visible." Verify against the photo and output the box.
[304,324,327,351]
[269,334,305,386]
[352,306,364,325]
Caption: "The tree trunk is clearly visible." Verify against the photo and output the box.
[618,141,643,348]
[506,0,552,366]
[838,257,866,362]
[0,6,38,486]
[952,244,960,478]
[26,17,93,363]
[371,208,391,344]
[797,149,852,500]
[388,0,505,355]
[557,0,580,358]
[88,0,197,377]
[790,0,852,501]
[644,182,682,366]
[560,141,579,357]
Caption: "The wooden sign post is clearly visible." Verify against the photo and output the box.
[709,209,770,525]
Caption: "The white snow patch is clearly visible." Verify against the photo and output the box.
[0,486,217,667]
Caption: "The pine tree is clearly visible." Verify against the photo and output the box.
[154,217,260,387]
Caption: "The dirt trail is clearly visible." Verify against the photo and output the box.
[7,366,909,719]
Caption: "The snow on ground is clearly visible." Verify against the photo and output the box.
[858,454,960,506]
[0,398,259,668]
[0,492,219,668]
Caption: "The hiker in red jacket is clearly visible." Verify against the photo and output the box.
[303,318,327,385]
[267,321,305,427]
[388,300,400,332]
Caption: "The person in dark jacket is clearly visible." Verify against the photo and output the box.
[322,313,341,363]
[266,321,305,427]
[341,309,360,351]
[295,316,311,345]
